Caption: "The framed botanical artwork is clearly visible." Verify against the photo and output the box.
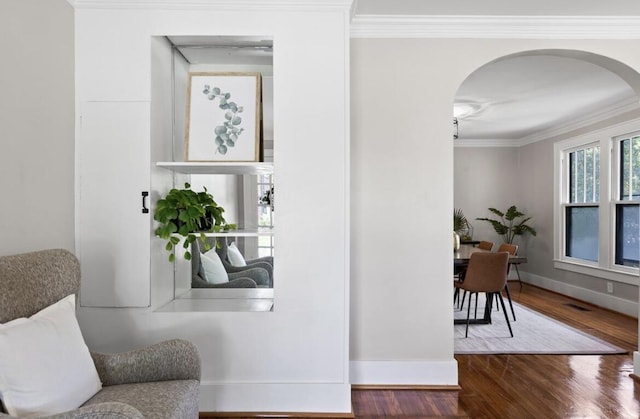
[185,72,262,162]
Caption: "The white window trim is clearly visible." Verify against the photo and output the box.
[554,118,640,285]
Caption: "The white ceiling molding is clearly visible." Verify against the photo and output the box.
[455,98,640,148]
[517,97,640,146]
[67,0,353,10]
[351,15,640,39]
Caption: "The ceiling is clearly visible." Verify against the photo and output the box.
[454,53,638,142]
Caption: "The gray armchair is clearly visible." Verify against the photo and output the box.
[0,249,200,418]
[213,238,274,287]
[191,242,270,288]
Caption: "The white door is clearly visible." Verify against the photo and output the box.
[78,101,151,307]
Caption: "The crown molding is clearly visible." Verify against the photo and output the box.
[351,15,640,39]
[67,0,353,11]
[454,98,640,148]
[517,97,640,146]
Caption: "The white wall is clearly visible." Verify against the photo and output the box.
[73,1,351,413]
[0,0,75,257]
[454,146,520,243]
[350,37,640,386]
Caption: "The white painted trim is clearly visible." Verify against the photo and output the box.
[518,98,640,146]
[198,382,352,413]
[523,272,638,318]
[349,360,458,386]
[351,15,640,39]
[67,0,352,10]
[634,351,640,376]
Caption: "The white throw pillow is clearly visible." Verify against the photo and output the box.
[0,294,102,417]
[227,242,247,267]
[201,249,230,284]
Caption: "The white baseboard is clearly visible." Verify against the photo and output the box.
[349,360,458,386]
[198,382,352,413]
[523,272,638,318]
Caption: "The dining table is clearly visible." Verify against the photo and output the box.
[453,245,527,325]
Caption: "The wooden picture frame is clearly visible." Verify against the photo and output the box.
[185,72,261,162]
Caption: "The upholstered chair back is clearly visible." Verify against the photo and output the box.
[461,251,509,293]
[497,242,518,255]
[0,249,80,323]
[477,241,494,251]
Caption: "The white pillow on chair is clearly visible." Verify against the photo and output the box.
[0,294,102,417]
[201,249,230,284]
[227,242,247,267]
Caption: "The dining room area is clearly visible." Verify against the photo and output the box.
[450,48,640,356]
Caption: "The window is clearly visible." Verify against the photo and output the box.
[614,134,640,267]
[564,145,600,262]
[257,173,274,257]
[555,121,640,283]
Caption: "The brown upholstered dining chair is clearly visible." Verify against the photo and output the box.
[497,243,518,321]
[455,240,493,309]
[454,251,513,338]
[477,241,494,251]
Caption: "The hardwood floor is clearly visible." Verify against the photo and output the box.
[352,284,640,418]
[203,284,639,418]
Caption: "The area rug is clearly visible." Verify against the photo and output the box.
[454,300,627,355]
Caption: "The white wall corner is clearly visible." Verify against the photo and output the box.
[349,360,458,386]
[523,272,639,318]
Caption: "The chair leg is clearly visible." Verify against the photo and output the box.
[460,290,468,311]
[504,283,516,321]
[514,264,523,290]
[465,292,474,338]
[496,292,514,337]
[473,292,478,319]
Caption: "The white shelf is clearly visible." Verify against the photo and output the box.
[156,161,273,175]
[199,228,274,237]
[155,298,273,312]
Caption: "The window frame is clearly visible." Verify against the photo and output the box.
[554,119,640,285]
[612,131,640,269]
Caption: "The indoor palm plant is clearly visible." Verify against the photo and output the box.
[154,182,233,262]
[476,205,537,244]
[453,208,470,250]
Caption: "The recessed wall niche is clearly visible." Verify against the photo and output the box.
[151,35,275,312]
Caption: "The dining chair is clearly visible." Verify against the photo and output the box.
[477,240,494,251]
[497,242,519,321]
[454,251,513,338]
[456,240,493,309]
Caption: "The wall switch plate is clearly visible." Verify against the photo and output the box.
[607,282,613,293]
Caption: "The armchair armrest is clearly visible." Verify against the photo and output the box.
[90,339,200,386]
[225,261,273,283]
[0,402,144,419]
[229,267,271,287]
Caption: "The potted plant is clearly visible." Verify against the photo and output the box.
[453,208,469,250]
[476,205,537,244]
[154,182,234,262]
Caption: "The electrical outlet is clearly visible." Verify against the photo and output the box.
[607,282,613,293]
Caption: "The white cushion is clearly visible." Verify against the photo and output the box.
[201,249,230,284]
[227,242,247,267]
[0,295,102,417]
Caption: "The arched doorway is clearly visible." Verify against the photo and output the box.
[452,49,640,352]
